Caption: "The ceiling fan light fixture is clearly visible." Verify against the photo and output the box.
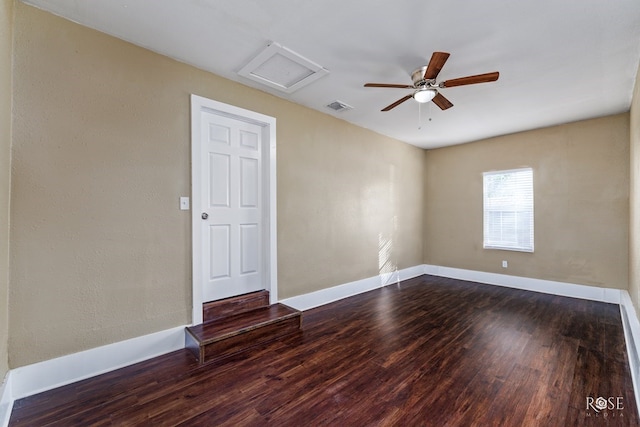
[413,88,437,103]
[364,52,498,112]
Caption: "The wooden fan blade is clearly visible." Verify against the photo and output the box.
[364,83,414,89]
[432,93,453,110]
[381,95,413,111]
[424,52,450,80]
[441,71,499,88]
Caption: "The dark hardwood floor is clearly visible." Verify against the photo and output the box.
[9,275,639,426]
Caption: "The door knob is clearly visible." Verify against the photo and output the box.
[201,212,209,220]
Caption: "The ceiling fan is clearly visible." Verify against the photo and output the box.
[364,52,499,111]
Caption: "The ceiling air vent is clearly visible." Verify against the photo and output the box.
[238,42,329,94]
[326,100,353,113]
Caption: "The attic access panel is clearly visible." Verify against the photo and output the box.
[238,42,329,94]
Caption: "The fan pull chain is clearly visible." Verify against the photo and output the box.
[418,103,434,130]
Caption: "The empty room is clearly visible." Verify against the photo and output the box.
[2,0,640,425]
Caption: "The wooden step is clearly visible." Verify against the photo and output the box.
[202,290,270,323]
[185,304,302,365]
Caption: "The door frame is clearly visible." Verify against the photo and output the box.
[190,94,277,325]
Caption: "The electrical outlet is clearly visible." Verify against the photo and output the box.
[179,196,190,210]
[502,260,508,268]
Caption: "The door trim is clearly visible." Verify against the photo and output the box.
[190,94,277,325]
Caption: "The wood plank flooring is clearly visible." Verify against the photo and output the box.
[9,275,639,426]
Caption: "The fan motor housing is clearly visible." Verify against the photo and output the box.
[411,66,435,87]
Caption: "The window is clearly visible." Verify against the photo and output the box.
[483,168,534,252]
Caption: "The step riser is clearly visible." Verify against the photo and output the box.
[201,316,300,364]
[203,291,270,323]
[186,302,302,365]
[185,330,204,362]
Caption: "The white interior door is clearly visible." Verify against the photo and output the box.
[191,95,277,323]
[201,113,263,301]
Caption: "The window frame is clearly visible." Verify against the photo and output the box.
[482,167,534,253]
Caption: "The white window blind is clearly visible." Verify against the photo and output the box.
[483,168,534,252]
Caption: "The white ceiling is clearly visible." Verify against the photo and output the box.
[22,0,640,149]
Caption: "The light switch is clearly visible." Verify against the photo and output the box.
[180,197,190,210]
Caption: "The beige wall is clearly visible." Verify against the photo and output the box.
[278,114,424,298]
[9,3,424,367]
[630,61,640,315]
[8,0,634,371]
[425,114,629,289]
[0,0,13,379]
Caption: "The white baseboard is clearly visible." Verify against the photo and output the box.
[282,264,623,311]
[280,265,425,311]
[0,371,12,427]
[620,291,640,417]
[8,325,187,404]
[2,264,638,425]
[1,265,426,416]
[423,264,622,304]
[427,264,639,419]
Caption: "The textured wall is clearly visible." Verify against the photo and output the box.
[9,3,424,367]
[0,0,12,380]
[278,116,424,298]
[630,62,640,314]
[425,114,629,289]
